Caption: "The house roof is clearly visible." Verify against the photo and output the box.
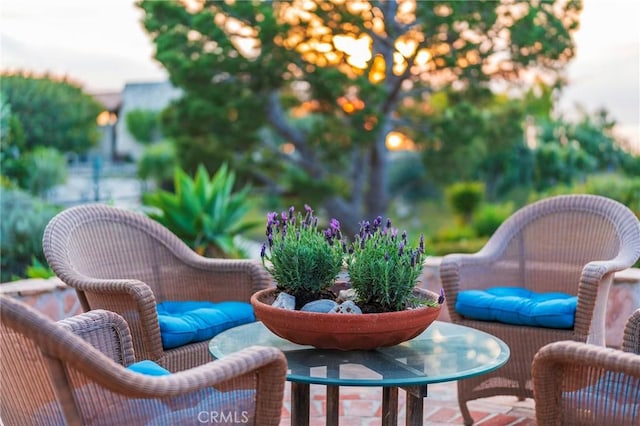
[92,92,122,111]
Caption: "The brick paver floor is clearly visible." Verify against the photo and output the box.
[279,380,536,425]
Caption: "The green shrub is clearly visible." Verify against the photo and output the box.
[143,163,259,258]
[0,188,60,282]
[430,237,488,256]
[445,182,485,223]
[582,174,640,216]
[1,72,102,153]
[432,225,477,243]
[137,141,177,189]
[531,173,640,216]
[126,109,160,144]
[25,257,55,279]
[20,147,67,197]
[472,202,514,237]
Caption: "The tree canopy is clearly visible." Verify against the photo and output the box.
[139,0,582,234]
[0,72,103,155]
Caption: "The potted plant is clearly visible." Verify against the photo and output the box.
[347,215,442,312]
[259,205,344,308]
[253,206,444,350]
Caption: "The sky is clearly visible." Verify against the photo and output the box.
[1,0,639,150]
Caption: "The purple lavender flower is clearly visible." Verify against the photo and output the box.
[419,234,425,253]
[267,211,278,224]
[260,242,266,258]
[325,228,333,244]
[438,288,445,304]
[288,206,294,220]
[330,218,340,236]
[398,241,405,256]
[386,218,392,229]
[373,216,382,231]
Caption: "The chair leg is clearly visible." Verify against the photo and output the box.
[457,381,474,425]
[459,399,474,425]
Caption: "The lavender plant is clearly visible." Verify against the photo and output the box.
[260,205,345,300]
[347,216,435,312]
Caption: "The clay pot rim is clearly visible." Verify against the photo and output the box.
[251,287,441,317]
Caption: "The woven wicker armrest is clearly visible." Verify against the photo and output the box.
[623,309,640,354]
[67,344,287,399]
[57,309,136,367]
[440,251,498,321]
[532,340,640,426]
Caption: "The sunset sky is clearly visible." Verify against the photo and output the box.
[1,0,638,149]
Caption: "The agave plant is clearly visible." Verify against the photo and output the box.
[143,163,259,258]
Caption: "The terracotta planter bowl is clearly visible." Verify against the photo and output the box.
[250,287,442,351]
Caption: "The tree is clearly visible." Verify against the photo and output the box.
[529,107,638,191]
[139,0,581,235]
[0,72,102,155]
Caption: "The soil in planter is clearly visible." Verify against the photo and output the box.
[358,301,397,314]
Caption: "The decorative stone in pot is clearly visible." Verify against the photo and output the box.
[250,287,442,351]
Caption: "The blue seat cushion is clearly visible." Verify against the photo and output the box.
[127,360,172,376]
[455,287,577,329]
[157,301,255,349]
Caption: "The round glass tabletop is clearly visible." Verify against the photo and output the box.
[209,321,510,387]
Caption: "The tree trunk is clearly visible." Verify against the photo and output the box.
[365,135,389,218]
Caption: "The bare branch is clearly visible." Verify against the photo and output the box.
[264,91,326,177]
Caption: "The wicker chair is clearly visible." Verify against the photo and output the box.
[0,296,287,426]
[532,309,640,425]
[43,204,272,371]
[440,194,640,425]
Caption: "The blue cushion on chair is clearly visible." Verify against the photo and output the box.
[455,287,577,328]
[127,360,172,376]
[157,301,255,349]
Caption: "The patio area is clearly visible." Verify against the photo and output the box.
[1,277,535,425]
[2,264,638,425]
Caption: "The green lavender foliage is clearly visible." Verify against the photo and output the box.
[347,217,428,312]
[261,206,344,295]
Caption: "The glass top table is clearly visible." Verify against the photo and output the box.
[210,321,509,425]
